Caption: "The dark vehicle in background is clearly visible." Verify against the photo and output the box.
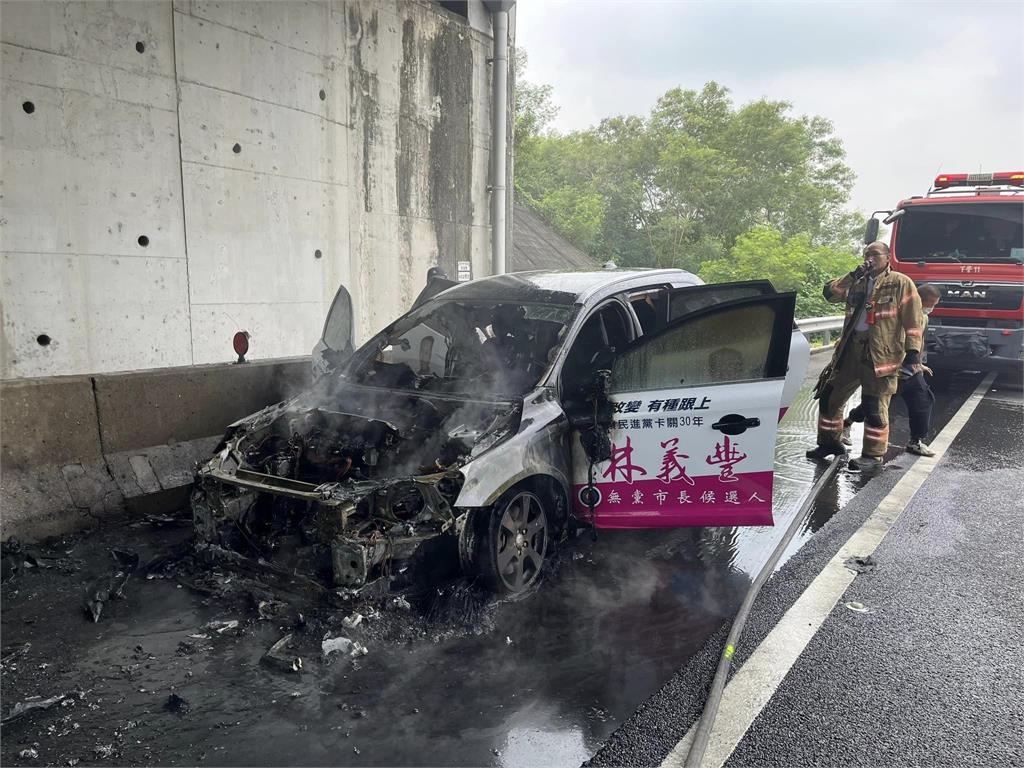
[865,171,1024,370]
[192,270,809,598]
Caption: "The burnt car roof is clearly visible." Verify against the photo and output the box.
[432,269,694,305]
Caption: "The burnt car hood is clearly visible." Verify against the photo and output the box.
[193,383,524,590]
[202,383,521,502]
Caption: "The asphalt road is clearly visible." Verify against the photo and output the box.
[1,362,1011,767]
[588,367,1022,768]
[725,376,1024,768]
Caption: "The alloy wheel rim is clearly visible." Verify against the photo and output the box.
[495,492,547,591]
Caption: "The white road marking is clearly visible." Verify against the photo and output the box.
[661,372,997,768]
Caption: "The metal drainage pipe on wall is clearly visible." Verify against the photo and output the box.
[486,0,514,276]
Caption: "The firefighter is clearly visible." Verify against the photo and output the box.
[807,242,925,471]
[845,283,941,456]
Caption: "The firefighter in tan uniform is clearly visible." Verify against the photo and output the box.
[807,242,925,470]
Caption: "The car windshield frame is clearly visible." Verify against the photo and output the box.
[894,202,1024,265]
[336,297,580,400]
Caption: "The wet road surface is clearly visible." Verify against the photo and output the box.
[725,371,1024,768]
[0,362,992,767]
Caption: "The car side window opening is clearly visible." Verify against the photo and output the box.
[352,300,571,397]
[562,302,632,398]
[628,287,671,336]
[611,303,780,394]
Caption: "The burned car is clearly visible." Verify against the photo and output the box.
[193,270,810,596]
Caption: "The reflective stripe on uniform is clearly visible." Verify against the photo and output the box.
[874,362,900,375]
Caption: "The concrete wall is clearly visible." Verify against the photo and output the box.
[1,0,500,380]
[1,358,311,541]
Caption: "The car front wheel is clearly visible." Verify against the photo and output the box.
[460,489,550,596]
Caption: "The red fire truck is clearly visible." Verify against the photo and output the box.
[864,171,1024,370]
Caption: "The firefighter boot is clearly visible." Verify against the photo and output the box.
[848,455,883,472]
[806,441,848,461]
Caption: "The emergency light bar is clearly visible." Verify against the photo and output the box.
[933,171,1024,188]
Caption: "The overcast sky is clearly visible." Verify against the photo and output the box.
[516,0,1024,216]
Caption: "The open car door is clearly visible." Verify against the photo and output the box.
[666,279,777,320]
[312,284,354,379]
[571,291,797,528]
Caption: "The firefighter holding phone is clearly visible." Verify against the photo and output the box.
[807,242,925,471]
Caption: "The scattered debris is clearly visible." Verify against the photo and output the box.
[1,642,31,667]
[845,601,870,613]
[257,599,287,621]
[83,550,139,622]
[342,613,363,629]
[18,748,39,759]
[2,538,25,583]
[3,692,68,725]
[321,636,368,660]
[506,636,513,645]
[176,640,198,656]
[391,596,411,611]
[164,693,190,713]
[204,619,239,634]
[144,514,185,527]
[93,744,115,759]
[843,555,877,574]
[261,635,303,674]
[67,758,80,766]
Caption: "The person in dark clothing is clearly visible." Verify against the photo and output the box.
[845,283,941,456]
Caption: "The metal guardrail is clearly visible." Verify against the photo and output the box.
[796,315,843,346]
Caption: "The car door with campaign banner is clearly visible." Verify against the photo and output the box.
[570,291,797,528]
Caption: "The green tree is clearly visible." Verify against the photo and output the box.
[699,226,859,317]
[511,63,859,275]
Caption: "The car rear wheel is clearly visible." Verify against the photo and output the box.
[460,489,550,596]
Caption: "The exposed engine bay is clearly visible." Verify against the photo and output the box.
[193,388,521,593]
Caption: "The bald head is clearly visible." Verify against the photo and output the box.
[863,242,891,274]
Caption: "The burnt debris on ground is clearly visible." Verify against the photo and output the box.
[0,509,530,766]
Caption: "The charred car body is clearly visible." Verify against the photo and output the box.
[193,270,810,596]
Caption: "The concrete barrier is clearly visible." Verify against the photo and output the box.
[1,358,311,541]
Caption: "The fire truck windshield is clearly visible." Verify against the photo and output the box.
[894,202,1024,265]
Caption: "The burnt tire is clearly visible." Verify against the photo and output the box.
[460,489,550,596]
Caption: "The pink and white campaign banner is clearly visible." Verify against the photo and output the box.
[571,381,783,528]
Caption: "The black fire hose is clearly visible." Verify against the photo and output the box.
[683,454,845,768]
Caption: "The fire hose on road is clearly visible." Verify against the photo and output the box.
[683,454,846,768]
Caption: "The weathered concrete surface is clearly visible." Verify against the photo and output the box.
[1,376,101,467]
[1,357,311,541]
[1,0,501,379]
[92,357,309,451]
